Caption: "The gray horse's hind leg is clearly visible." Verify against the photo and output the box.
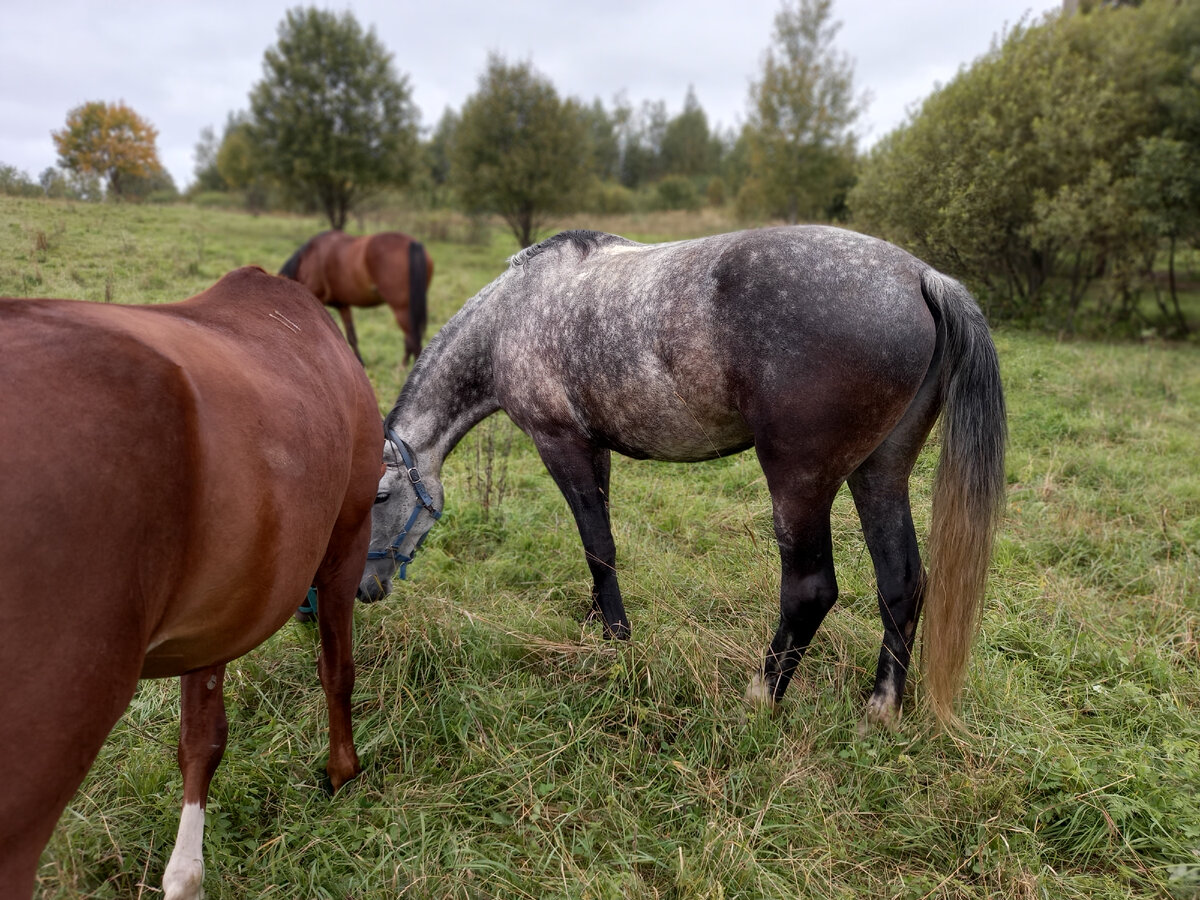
[747,469,841,706]
[533,435,630,639]
[847,364,941,730]
[847,470,925,731]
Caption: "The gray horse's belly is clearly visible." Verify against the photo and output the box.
[575,372,754,462]
[596,412,754,461]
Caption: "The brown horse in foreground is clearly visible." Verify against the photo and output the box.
[0,268,382,900]
[280,230,433,364]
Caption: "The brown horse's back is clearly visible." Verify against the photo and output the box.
[282,230,432,363]
[0,267,381,895]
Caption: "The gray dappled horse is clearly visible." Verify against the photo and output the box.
[360,226,1006,727]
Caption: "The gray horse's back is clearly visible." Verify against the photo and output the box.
[492,226,937,467]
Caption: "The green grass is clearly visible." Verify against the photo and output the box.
[3,197,1199,899]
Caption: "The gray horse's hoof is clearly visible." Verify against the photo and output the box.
[745,672,776,709]
[857,691,901,736]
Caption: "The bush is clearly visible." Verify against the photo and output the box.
[734,178,768,221]
[1,163,42,198]
[849,0,1199,336]
[583,179,637,215]
[188,191,242,209]
[145,190,180,205]
[653,175,701,211]
[705,176,727,208]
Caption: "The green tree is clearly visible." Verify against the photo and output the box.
[742,0,863,223]
[216,113,273,213]
[617,98,669,188]
[192,125,226,193]
[423,108,459,208]
[453,54,589,248]
[660,86,717,178]
[248,7,419,228]
[1129,136,1199,334]
[850,0,1198,334]
[51,101,162,199]
[578,98,620,182]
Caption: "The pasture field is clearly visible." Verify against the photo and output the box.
[2,196,1198,899]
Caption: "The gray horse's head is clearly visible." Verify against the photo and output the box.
[357,433,443,603]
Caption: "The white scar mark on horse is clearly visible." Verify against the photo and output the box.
[268,310,301,333]
[206,675,218,690]
[162,801,206,900]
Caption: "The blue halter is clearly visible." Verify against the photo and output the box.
[365,430,442,580]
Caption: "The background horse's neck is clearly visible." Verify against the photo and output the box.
[388,291,501,474]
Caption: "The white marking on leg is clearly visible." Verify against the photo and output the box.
[745,671,775,708]
[162,802,206,900]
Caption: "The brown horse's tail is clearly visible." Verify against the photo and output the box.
[408,241,429,356]
[919,269,1007,727]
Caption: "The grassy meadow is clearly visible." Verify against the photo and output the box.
[2,196,1198,899]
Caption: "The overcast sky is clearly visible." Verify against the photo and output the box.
[1,0,1061,191]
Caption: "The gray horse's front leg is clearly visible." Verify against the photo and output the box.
[533,435,630,639]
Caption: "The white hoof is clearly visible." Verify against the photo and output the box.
[162,859,205,900]
[858,691,901,736]
[745,672,776,708]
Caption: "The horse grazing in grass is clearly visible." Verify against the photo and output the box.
[361,226,1007,729]
[280,230,433,365]
[0,268,382,900]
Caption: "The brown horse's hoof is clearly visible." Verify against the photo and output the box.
[327,756,362,793]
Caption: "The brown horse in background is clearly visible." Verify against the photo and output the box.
[0,268,383,900]
[280,230,433,365]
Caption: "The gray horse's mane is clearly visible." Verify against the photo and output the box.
[508,230,632,269]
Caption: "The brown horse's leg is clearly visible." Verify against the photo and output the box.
[162,664,227,900]
[0,614,141,899]
[334,306,364,365]
[373,267,417,365]
[313,545,366,790]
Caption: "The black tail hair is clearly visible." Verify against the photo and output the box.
[408,241,428,350]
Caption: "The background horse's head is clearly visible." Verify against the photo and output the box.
[358,433,443,603]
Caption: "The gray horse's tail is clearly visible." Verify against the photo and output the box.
[407,241,429,360]
[919,269,1007,726]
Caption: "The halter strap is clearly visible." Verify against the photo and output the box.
[365,429,443,579]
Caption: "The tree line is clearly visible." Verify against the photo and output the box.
[3,0,1195,334]
[181,2,860,246]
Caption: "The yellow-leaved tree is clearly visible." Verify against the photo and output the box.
[52,101,162,199]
